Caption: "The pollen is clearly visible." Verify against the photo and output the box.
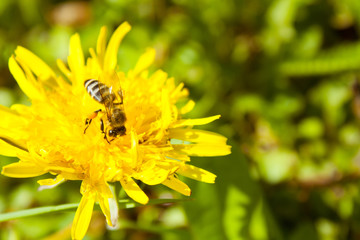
[0,22,231,240]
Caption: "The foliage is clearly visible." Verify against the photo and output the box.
[1,0,360,239]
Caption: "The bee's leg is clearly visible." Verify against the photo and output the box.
[84,119,92,134]
[100,119,111,144]
[84,109,102,134]
[100,119,105,134]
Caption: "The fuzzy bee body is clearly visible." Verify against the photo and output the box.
[84,79,115,105]
[84,79,127,142]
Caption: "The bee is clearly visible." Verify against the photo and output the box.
[84,79,126,143]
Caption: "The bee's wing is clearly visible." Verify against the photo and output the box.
[98,83,114,119]
[106,73,124,103]
[107,86,115,116]
[117,89,124,104]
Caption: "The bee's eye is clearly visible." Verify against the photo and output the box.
[108,130,116,137]
[108,127,126,138]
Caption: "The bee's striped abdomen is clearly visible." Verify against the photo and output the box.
[84,79,114,104]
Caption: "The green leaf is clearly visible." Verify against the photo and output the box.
[223,146,284,240]
[281,42,360,76]
[184,183,226,240]
[290,221,319,240]
[223,185,250,240]
[249,198,268,240]
[187,144,283,240]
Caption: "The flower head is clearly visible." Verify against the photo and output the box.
[0,22,231,239]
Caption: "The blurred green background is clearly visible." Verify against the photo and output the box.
[2,0,360,239]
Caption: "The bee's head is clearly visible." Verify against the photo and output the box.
[108,126,126,137]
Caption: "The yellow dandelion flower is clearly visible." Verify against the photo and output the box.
[0,22,231,240]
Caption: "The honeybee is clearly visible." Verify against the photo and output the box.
[84,78,126,143]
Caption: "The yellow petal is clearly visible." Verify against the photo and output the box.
[0,106,28,140]
[0,136,27,152]
[98,193,112,227]
[149,69,168,85]
[171,115,221,128]
[2,162,46,178]
[137,166,170,185]
[180,100,195,114]
[55,171,81,181]
[171,80,188,99]
[88,48,102,73]
[166,151,190,161]
[38,175,65,190]
[45,166,76,174]
[96,26,108,64]
[131,129,141,168]
[71,194,95,240]
[120,177,149,204]
[173,143,231,156]
[10,103,32,115]
[56,59,71,79]
[9,56,43,100]
[0,138,25,157]
[104,22,131,73]
[69,33,84,70]
[162,89,172,128]
[15,46,55,81]
[170,82,185,99]
[0,104,20,116]
[55,76,70,90]
[38,175,65,185]
[0,109,28,142]
[177,164,216,183]
[162,175,191,196]
[169,129,228,144]
[95,183,113,227]
[132,48,156,76]
[107,185,119,227]
[67,33,84,83]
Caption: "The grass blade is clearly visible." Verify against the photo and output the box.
[0,198,189,222]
